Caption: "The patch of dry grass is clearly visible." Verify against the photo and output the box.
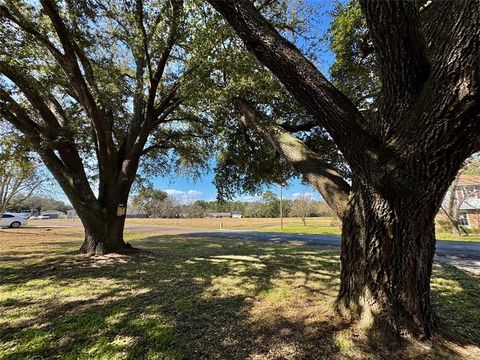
[125,217,480,242]
[127,218,299,229]
[0,228,479,359]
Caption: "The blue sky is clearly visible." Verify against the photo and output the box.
[152,0,337,203]
[153,170,324,203]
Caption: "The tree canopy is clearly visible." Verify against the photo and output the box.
[131,187,168,218]
[0,126,43,217]
[0,0,216,253]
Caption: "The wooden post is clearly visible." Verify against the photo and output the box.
[280,184,284,230]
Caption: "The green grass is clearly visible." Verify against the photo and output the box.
[259,220,480,242]
[431,264,480,345]
[35,217,480,241]
[436,232,480,242]
[259,223,342,236]
[0,230,479,359]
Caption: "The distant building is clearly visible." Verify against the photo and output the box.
[442,174,480,229]
[207,212,243,218]
[41,210,66,219]
[67,209,78,219]
[126,208,149,218]
[207,212,232,218]
[455,175,480,229]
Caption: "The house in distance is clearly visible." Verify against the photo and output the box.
[207,212,243,218]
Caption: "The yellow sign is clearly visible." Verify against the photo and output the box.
[117,204,126,217]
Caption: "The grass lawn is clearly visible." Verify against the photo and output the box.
[124,217,480,242]
[258,218,341,236]
[1,227,479,359]
[435,232,480,242]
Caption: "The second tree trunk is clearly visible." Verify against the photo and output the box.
[337,186,437,338]
[79,207,130,255]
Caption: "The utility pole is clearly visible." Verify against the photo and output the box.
[280,183,284,230]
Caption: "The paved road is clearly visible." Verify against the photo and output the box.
[25,221,480,274]
[131,227,480,275]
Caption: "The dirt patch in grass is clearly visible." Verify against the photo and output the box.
[0,229,479,359]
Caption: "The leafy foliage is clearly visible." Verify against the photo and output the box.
[0,130,43,216]
[0,0,214,211]
[181,1,349,199]
[131,187,168,218]
[328,0,380,108]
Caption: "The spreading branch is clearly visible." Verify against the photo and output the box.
[234,98,351,219]
[205,0,378,171]
[39,0,117,171]
[0,62,69,130]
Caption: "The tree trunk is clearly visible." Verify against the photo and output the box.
[79,208,132,255]
[337,185,436,338]
[452,224,461,237]
[451,221,463,237]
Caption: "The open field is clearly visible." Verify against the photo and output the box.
[1,227,479,359]
[125,216,314,230]
[26,217,480,241]
[125,217,480,242]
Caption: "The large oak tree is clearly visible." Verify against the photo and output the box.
[0,0,211,254]
[206,0,480,338]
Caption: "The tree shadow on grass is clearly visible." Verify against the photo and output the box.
[431,263,480,346]
[0,234,346,359]
[338,261,480,360]
[0,233,478,359]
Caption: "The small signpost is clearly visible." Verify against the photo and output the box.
[117,204,126,217]
[280,184,284,230]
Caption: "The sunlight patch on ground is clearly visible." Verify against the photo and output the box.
[0,229,479,359]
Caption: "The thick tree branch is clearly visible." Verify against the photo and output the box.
[0,88,98,214]
[122,0,183,176]
[146,0,183,120]
[39,0,117,173]
[280,120,318,133]
[136,0,153,80]
[359,0,430,119]
[206,0,379,170]
[0,88,45,136]
[0,62,69,130]
[234,98,351,219]
[125,49,147,155]
[398,0,480,157]
[0,4,63,59]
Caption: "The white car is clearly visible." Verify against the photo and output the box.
[0,213,28,228]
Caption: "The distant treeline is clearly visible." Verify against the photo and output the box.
[130,189,333,219]
[7,196,72,214]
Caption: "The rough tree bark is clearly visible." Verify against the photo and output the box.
[211,0,480,338]
[80,210,129,255]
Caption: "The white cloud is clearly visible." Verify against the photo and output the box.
[187,190,202,197]
[164,189,185,196]
[164,189,203,204]
[291,192,315,200]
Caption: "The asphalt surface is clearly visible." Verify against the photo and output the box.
[129,227,480,275]
[24,221,480,274]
